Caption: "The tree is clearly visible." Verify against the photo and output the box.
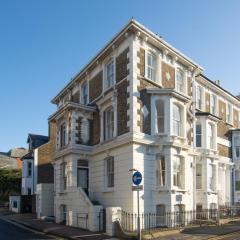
[0,169,21,200]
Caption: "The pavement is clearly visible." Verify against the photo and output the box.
[0,208,117,240]
[1,207,240,240]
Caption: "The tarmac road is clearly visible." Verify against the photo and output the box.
[0,218,56,240]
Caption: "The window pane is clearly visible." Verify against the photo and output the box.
[156,100,164,133]
[196,124,202,147]
[147,53,156,81]
[173,105,181,136]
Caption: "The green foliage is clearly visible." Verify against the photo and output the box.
[0,169,21,200]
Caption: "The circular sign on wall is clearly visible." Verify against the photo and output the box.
[132,171,142,186]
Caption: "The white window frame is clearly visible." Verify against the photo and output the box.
[60,122,66,148]
[61,162,67,191]
[196,164,202,189]
[105,157,114,189]
[105,59,115,90]
[173,156,183,189]
[175,68,185,94]
[196,85,203,110]
[210,94,217,115]
[172,104,182,137]
[196,123,202,148]
[156,155,165,187]
[226,103,233,124]
[207,123,215,150]
[146,52,157,82]
[81,81,89,105]
[155,99,165,134]
[27,161,32,177]
[103,107,114,141]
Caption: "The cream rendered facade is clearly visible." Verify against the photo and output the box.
[49,20,240,230]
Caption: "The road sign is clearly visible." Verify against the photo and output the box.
[132,171,142,186]
[132,185,143,191]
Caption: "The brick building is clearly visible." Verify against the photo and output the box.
[49,19,240,231]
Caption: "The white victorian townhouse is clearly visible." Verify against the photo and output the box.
[49,19,240,232]
[232,129,240,204]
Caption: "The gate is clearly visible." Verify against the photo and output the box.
[99,208,106,232]
[77,213,88,229]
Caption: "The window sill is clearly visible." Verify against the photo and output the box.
[103,188,114,193]
[140,76,161,88]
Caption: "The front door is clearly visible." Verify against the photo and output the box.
[77,168,89,195]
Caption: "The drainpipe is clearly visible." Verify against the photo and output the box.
[192,67,200,211]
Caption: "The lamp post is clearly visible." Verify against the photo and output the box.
[129,168,142,240]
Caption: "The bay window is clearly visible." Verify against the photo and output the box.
[207,123,214,149]
[173,156,183,188]
[172,104,182,136]
[155,99,165,133]
[209,164,216,191]
[146,52,156,81]
[156,155,165,187]
[176,69,184,93]
[104,107,114,140]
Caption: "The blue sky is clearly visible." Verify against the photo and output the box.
[0,0,240,151]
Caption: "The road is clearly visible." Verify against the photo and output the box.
[209,231,240,240]
[0,218,57,240]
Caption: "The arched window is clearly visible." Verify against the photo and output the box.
[172,104,181,136]
[156,99,165,133]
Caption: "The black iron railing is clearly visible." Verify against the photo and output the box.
[120,206,240,233]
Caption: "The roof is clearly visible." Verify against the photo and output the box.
[21,151,34,160]
[0,152,17,169]
[198,74,240,103]
[51,19,203,104]
[9,148,28,158]
[27,134,49,150]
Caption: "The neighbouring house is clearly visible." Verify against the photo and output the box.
[21,134,49,196]
[48,19,240,234]
[35,122,56,219]
[0,147,27,170]
[10,134,49,213]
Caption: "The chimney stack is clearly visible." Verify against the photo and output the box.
[214,80,221,85]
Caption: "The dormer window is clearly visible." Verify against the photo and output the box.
[81,81,88,105]
[146,52,156,81]
[176,69,184,93]
[105,60,115,89]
